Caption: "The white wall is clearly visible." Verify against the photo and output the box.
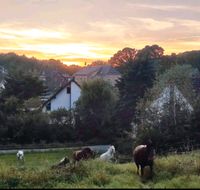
[71,81,81,108]
[51,88,70,111]
[42,81,81,112]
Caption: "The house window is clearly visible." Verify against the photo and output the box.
[67,86,71,94]
[46,102,51,111]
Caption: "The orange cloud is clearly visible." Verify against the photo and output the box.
[0,1,200,65]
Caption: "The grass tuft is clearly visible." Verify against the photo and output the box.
[0,150,200,188]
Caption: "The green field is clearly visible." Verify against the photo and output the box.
[1,149,200,188]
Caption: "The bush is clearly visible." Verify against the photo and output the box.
[91,172,110,186]
[114,137,133,156]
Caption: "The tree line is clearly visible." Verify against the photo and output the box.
[1,45,200,154]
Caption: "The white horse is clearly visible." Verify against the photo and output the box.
[16,150,24,161]
[99,145,116,161]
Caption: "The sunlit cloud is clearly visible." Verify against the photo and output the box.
[0,27,70,40]
[128,3,200,12]
[173,19,200,30]
[0,0,200,65]
[20,43,101,57]
[88,21,126,34]
[179,41,200,46]
[128,18,174,31]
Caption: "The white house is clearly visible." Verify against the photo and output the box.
[42,78,81,112]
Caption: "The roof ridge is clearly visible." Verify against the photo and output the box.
[41,77,81,108]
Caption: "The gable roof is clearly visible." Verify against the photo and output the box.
[73,65,121,77]
[41,78,81,108]
[150,85,193,114]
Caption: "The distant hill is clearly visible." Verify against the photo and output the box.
[0,53,82,92]
[1,49,200,92]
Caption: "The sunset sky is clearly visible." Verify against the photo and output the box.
[0,0,200,65]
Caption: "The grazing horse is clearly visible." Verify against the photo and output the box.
[73,147,95,165]
[99,145,116,162]
[133,141,155,177]
[16,150,24,162]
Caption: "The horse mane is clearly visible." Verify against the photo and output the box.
[106,145,115,155]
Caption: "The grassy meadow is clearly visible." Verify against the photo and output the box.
[0,149,200,188]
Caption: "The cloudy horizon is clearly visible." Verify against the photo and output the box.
[0,0,200,65]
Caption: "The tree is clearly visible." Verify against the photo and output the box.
[114,45,164,137]
[89,60,108,66]
[50,108,73,127]
[134,64,200,152]
[115,60,156,132]
[176,50,200,71]
[23,97,42,111]
[0,52,81,93]
[136,44,164,61]
[64,64,82,75]
[12,111,50,144]
[3,96,20,114]
[2,73,44,101]
[190,103,200,144]
[108,47,137,68]
[75,79,118,141]
[157,54,178,74]
[49,108,75,142]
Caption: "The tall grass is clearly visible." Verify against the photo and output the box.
[0,150,200,188]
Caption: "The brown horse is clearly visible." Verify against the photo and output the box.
[73,147,95,165]
[133,140,155,177]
